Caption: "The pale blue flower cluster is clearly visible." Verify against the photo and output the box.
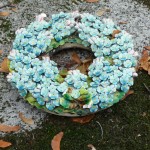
[65,70,88,89]
[88,55,135,110]
[51,12,76,42]
[7,12,138,114]
[8,58,61,110]
[57,70,89,100]
[8,14,64,111]
[63,70,88,99]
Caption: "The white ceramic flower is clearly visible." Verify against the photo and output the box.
[128,50,138,57]
[83,101,93,109]
[15,28,26,34]
[68,70,80,75]
[6,73,12,82]
[66,20,71,26]
[132,72,138,77]
[71,10,79,18]
[36,13,47,22]
[42,55,50,61]
[9,50,17,57]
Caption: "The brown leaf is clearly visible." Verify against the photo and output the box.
[148,66,150,75]
[0,140,12,148]
[112,30,121,38]
[122,90,134,100]
[11,8,18,12]
[88,144,96,150]
[139,50,149,71]
[76,58,93,75]
[51,132,64,150]
[0,50,3,55]
[119,21,128,24]
[65,61,77,69]
[96,8,110,16]
[82,58,93,64]
[71,114,95,124]
[0,124,20,133]
[0,11,10,17]
[144,46,150,51]
[19,112,34,125]
[76,64,87,75]
[141,112,147,117]
[83,59,92,70]
[85,0,99,2]
[71,52,82,64]
[0,58,10,73]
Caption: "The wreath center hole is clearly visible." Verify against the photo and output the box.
[50,47,95,73]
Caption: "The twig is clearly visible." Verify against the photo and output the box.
[0,4,16,9]
[143,83,150,93]
[96,121,103,139]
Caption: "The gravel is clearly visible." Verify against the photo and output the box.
[0,0,150,135]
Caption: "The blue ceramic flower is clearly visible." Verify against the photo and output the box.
[57,82,68,93]
[37,97,45,105]
[46,101,55,110]
[71,89,80,99]
[90,105,98,112]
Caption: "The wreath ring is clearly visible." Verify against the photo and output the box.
[7,12,138,116]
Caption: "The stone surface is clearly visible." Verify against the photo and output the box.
[0,0,150,135]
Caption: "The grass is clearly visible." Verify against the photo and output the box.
[2,71,150,150]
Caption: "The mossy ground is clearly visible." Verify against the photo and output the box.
[2,71,150,150]
[135,0,150,7]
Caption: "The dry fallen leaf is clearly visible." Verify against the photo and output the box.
[119,21,128,24]
[0,124,20,133]
[19,112,34,125]
[65,61,77,69]
[88,144,96,150]
[76,58,93,75]
[83,59,92,69]
[0,58,10,73]
[76,64,87,75]
[11,8,18,12]
[122,90,134,100]
[71,52,82,64]
[144,46,150,51]
[141,112,147,117]
[96,8,110,16]
[148,66,150,75]
[0,140,12,148]
[71,114,95,124]
[0,50,3,55]
[51,132,64,150]
[82,58,92,64]
[139,50,150,72]
[112,30,121,38]
[85,0,99,2]
[0,11,10,17]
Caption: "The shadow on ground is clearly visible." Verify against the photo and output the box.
[3,71,150,150]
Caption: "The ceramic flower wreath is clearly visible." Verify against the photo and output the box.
[7,11,138,116]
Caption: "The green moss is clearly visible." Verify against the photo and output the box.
[2,71,150,150]
[135,0,150,8]
[0,19,15,44]
[0,19,11,32]
[13,0,24,4]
